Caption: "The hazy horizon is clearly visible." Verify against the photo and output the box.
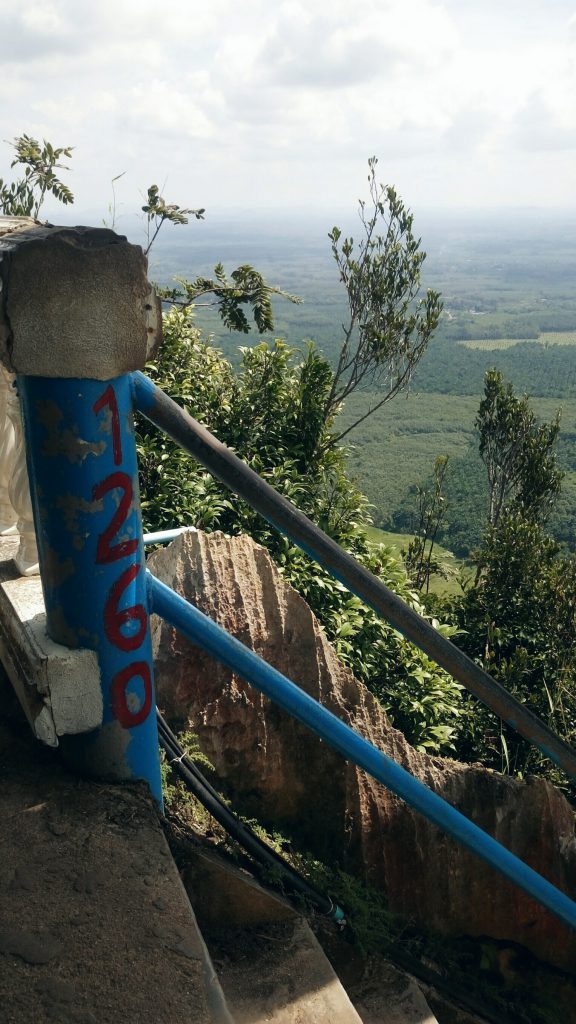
[1,0,575,216]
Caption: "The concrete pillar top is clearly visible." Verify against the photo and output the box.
[0,217,161,379]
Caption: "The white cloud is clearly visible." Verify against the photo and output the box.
[0,0,574,212]
[508,91,576,153]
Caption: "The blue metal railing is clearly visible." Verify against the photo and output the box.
[17,366,576,933]
[131,372,576,933]
[149,572,576,931]
[132,370,576,781]
[143,527,196,546]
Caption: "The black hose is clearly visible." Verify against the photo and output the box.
[158,714,528,1023]
[157,710,345,923]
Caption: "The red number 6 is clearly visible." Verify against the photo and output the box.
[104,563,147,652]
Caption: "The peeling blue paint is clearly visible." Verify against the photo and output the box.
[18,373,162,804]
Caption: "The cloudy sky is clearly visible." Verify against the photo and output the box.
[0,0,575,220]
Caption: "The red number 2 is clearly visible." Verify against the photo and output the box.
[93,472,138,564]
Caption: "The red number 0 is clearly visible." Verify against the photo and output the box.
[111,662,152,727]
[104,563,147,651]
[93,472,139,564]
[93,385,122,466]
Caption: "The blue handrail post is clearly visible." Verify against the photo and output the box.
[0,223,163,803]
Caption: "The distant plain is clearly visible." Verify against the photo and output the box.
[149,208,576,557]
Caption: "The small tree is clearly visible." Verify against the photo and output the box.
[477,369,562,528]
[454,513,576,782]
[404,455,451,593]
[453,375,574,782]
[323,157,442,447]
[0,135,74,218]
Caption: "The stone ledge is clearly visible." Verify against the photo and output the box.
[0,711,231,1024]
[0,536,102,745]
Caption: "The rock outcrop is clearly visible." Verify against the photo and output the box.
[149,530,576,971]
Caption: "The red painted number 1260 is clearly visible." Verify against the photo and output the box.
[93,384,152,728]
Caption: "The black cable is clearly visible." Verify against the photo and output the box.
[158,713,532,1024]
[157,709,345,923]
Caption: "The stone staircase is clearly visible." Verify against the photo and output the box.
[0,666,439,1024]
[0,533,440,1023]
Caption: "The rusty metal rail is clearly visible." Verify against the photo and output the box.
[132,370,576,782]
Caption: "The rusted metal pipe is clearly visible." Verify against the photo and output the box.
[132,371,576,782]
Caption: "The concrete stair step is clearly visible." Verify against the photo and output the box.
[0,534,438,1024]
[0,700,233,1024]
[181,845,439,1024]
[345,963,440,1024]
[183,846,362,1022]
[210,916,364,1024]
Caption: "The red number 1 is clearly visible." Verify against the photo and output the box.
[93,385,122,466]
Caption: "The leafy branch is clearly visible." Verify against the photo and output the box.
[142,184,205,255]
[323,157,442,448]
[0,135,74,218]
[157,263,302,335]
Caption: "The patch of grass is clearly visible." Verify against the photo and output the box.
[540,331,576,345]
[363,525,466,597]
[161,728,222,834]
[460,333,576,350]
[460,338,533,350]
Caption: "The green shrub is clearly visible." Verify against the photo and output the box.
[138,309,465,755]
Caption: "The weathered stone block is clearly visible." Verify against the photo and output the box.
[0,217,160,378]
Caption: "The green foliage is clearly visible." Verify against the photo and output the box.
[477,369,562,527]
[138,309,346,539]
[138,307,465,755]
[453,513,576,785]
[0,134,74,218]
[142,184,205,254]
[325,157,442,446]
[274,540,463,755]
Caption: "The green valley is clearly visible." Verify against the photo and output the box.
[149,208,576,560]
